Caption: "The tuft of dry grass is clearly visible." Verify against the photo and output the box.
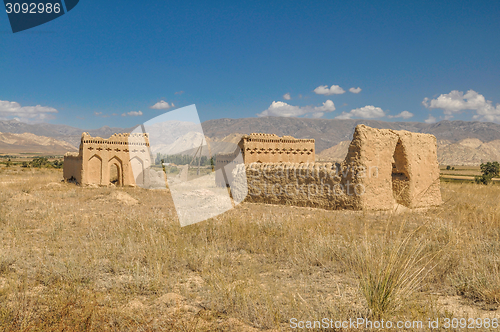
[349,221,442,318]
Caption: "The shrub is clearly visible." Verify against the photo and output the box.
[475,162,500,185]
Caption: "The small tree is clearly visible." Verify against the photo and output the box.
[446,165,451,170]
[475,161,500,185]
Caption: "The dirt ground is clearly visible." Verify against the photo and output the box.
[1,167,500,331]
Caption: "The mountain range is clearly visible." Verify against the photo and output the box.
[0,132,77,155]
[2,118,500,164]
[318,138,500,166]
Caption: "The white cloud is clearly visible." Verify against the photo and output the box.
[335,105,385,119]
[283,93,291,100]
[175,91,184,95]
[94,111,110,118]
[257,100,336,118]
[349,87,362,94]
[425,115,437,124]
[0,100,58,122]
[150,100,174,110]
[388,110,414,119]
[122,111,143,117]
[423,90,500,122]
[314,85,345,95]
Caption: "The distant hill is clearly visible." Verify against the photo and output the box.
[0,132,77,155]
[318,138,500,166]
[4,118,500,164]
[0,120,132,148]
[437,139,500,166]
[317,141,351,162]
[201,118,500,152]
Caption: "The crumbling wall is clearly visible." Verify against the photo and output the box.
[240,125,442,210]
[395,129,442,208]
[242,162,360,209]
[62,152,82,183]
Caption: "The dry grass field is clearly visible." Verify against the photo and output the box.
[1,166,500,331]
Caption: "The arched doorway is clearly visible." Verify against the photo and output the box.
[88,155,102,185]
[109,156,123,186]
[392,139,411,206]
[109,163,121,185]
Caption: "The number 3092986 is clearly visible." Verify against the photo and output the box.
[5,3,61,14]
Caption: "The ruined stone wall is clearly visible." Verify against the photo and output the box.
[241,162,361,209]
[239,125,442,210]
[63,132,152,186]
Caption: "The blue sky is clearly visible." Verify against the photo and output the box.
[0,0,499,128]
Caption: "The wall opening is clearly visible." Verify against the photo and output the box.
[391,139,411,206]
[109,157,123,186]
[110,163,121,185]
[88,155,102,185]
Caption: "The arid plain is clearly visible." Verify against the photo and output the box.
[1,165,500,331]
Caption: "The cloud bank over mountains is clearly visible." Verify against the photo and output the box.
[257,100,336,118]
[336,105,386,119]
[0,100,58,122]
[423,90,500,122]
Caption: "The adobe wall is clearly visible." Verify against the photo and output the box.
[215,133,315,187]
[63,132,153,186]
[239,162,359,209]
[63,152,82,183]
[238,125,442,210]
[238,133,315,164]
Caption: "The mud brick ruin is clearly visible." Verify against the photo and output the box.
[215,133,315,186]
[65,124,442,210]
[239,133,315,164]
[63,132,153,186]
[226,125,443,210]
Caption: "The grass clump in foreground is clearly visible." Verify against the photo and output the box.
[0,166,500,330]
[350,221,444,319]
